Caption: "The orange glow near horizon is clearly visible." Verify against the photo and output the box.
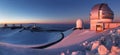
[0,18,76,24]
[0,19,49,24]
[1,17,120,24]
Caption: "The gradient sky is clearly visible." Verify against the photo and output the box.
[0,0,120,24]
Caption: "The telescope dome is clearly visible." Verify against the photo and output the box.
[76,19,83,29]
[90,3,114,20]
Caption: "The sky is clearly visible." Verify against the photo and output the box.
[0,0,120,24]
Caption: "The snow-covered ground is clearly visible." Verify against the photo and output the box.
[0,25,120,55]
[0,27,98,55]
[47,29,97,49]
[0,28,63,48]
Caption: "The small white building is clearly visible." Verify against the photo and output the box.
[76,19,83,29]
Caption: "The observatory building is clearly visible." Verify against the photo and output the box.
[90,3,120,32]
[76,19,83,29]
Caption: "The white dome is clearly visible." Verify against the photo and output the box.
[76,19,83,29]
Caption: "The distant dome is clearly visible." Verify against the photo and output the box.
[90,3,114,20]
[76,19,83,29]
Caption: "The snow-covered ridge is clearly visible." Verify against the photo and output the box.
[1,26,120,55]
[0,28,63,48]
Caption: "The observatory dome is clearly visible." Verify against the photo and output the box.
[76,19,83,29]
[90,3,114,20]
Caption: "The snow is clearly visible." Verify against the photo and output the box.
[109,46,120,55]
[0,28,62,48]
[79,27,120,55]
[0,28,98,55]
[71,51,79,55]
[0,28,22,37]
[1,26,120,55]
[98,45,109,55]
[47,29,97,49]
[62,28,74,37]
[91,41,100,51]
